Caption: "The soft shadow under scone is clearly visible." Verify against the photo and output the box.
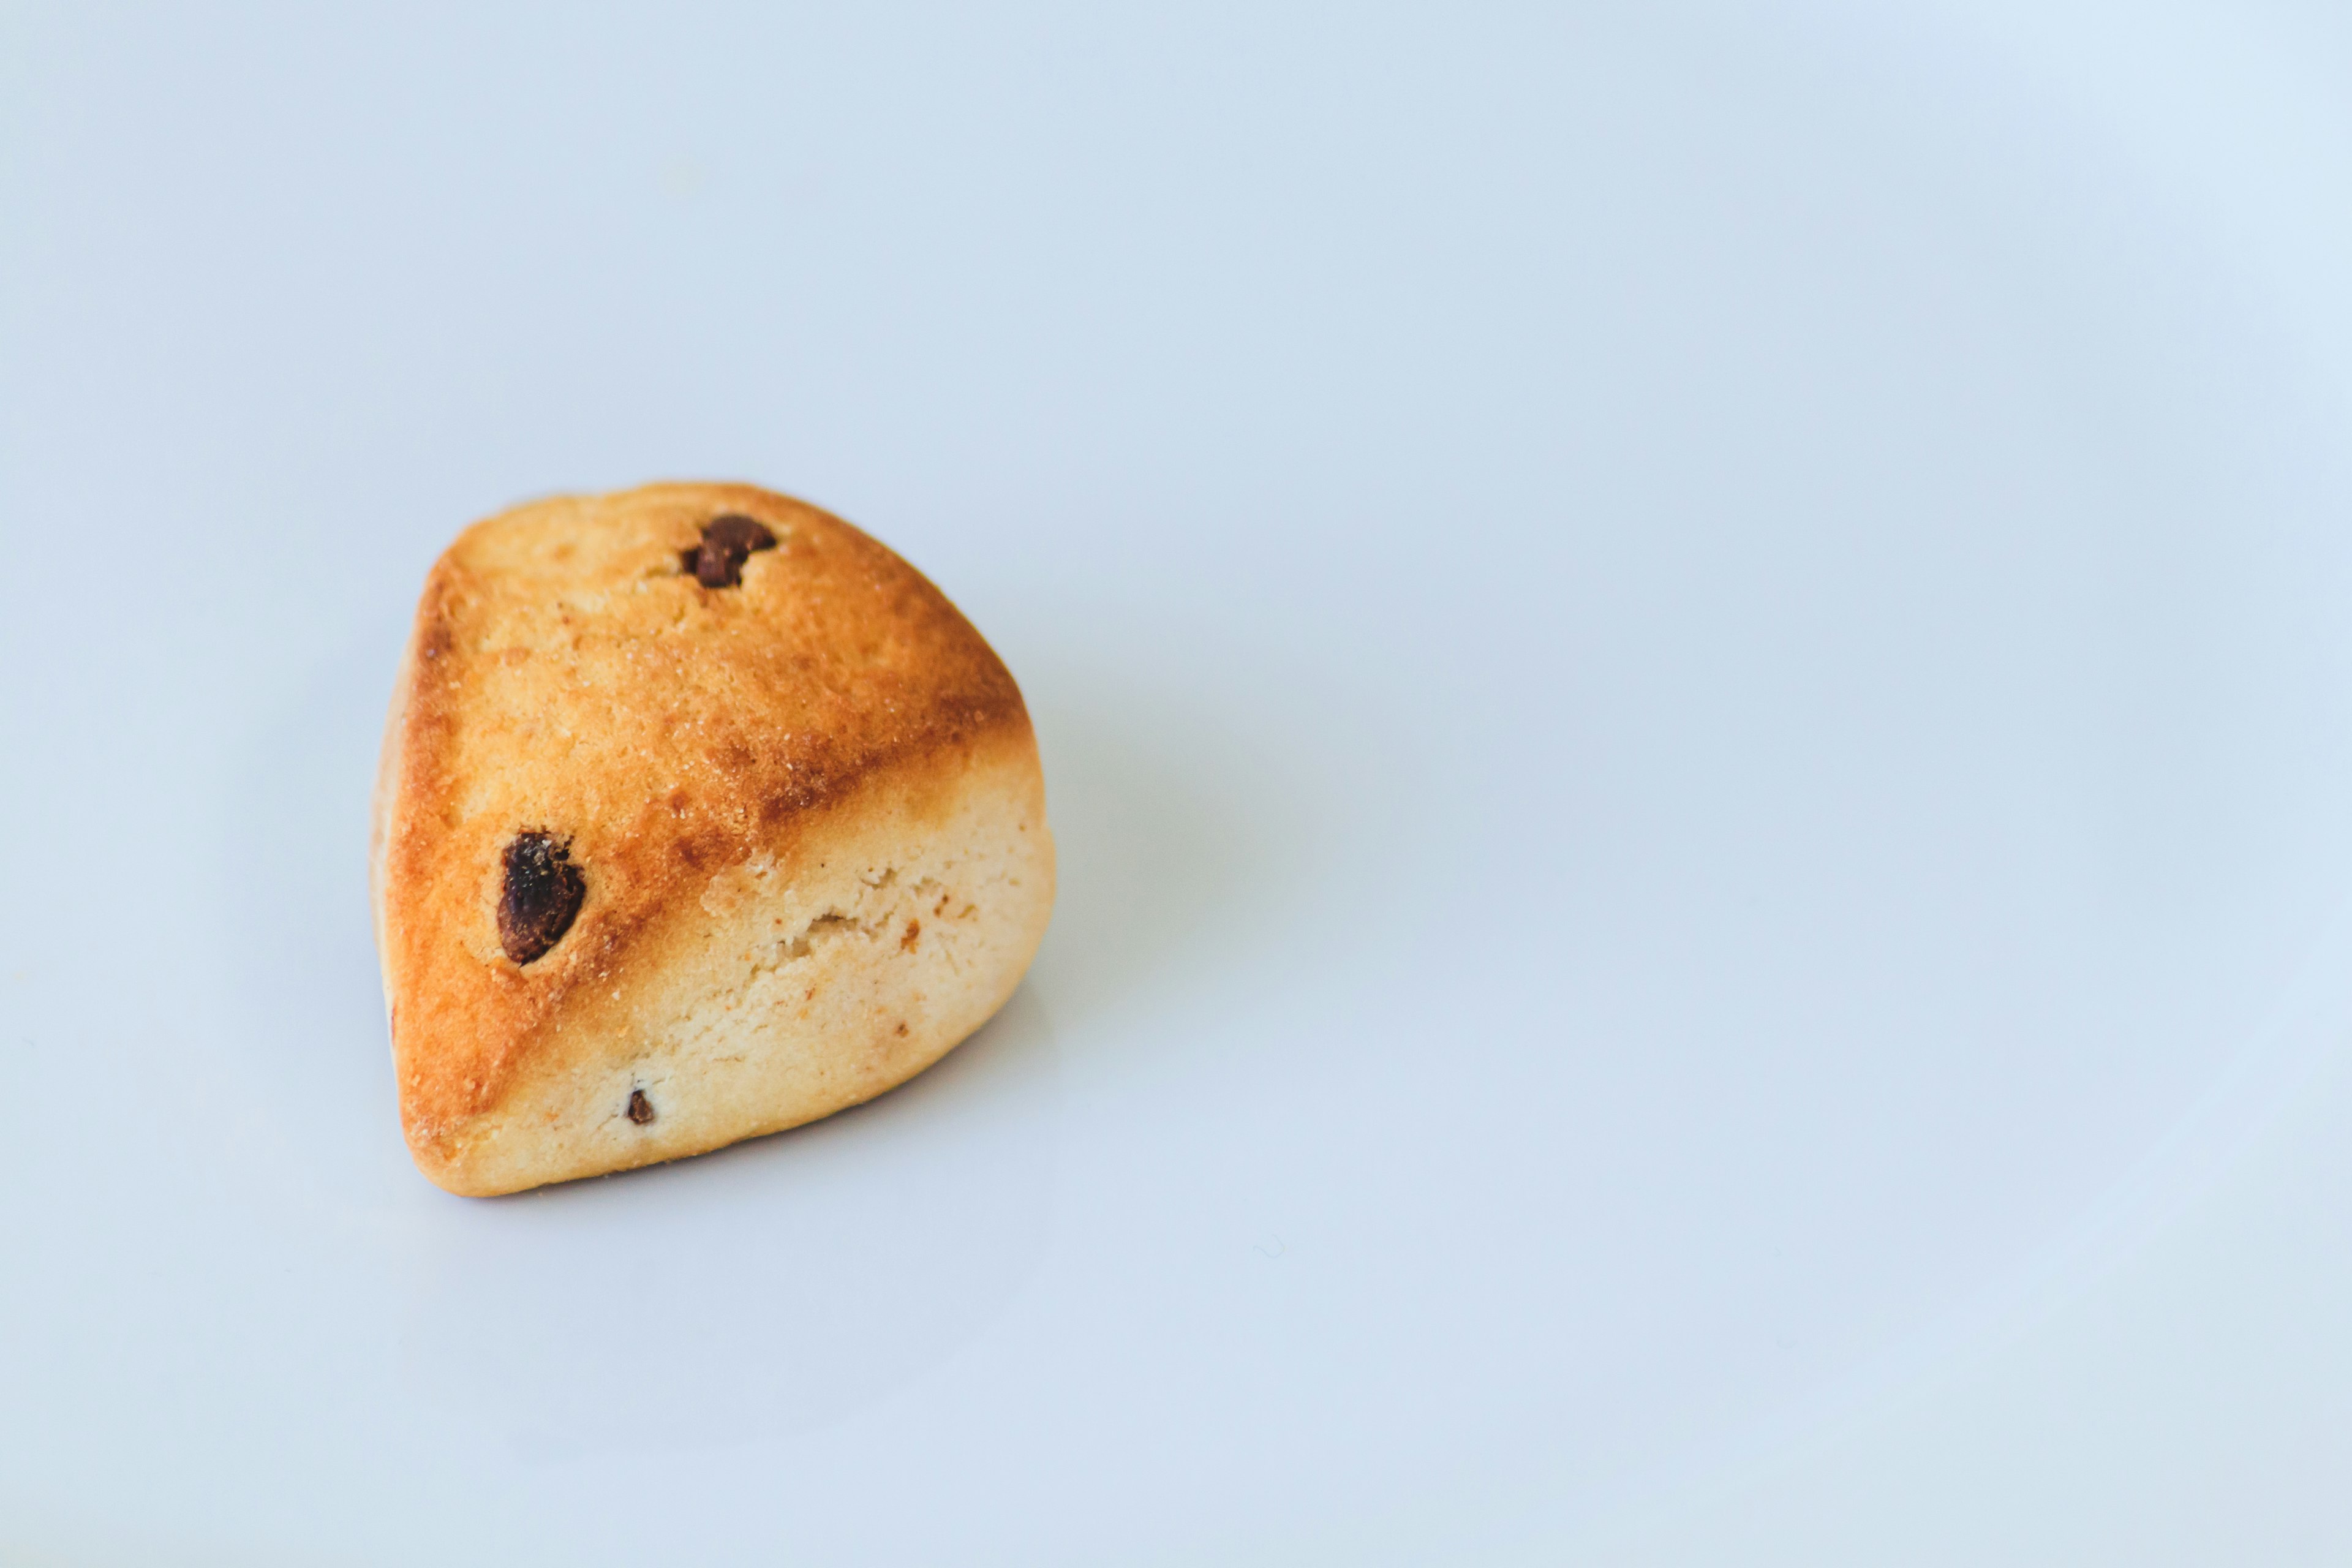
[370,482,1055,1196]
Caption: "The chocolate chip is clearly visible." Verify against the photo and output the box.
[691,546,734,586]
[498,831,585,965]
[703,513,775,554]
[682,513,777,589]
[627,1088,655,1125]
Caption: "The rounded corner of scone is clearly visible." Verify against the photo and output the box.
[400,1125,508,1200]
[373,483,1055,1196]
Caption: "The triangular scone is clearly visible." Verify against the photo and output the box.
[371,482,1054,1196]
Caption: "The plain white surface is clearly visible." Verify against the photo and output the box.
[6,1,2352,1561]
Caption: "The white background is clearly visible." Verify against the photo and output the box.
[5,2,2352,1561]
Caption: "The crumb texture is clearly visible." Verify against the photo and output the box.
[371,481,1053,1196]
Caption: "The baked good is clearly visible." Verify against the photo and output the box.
[370,481,1054,1196]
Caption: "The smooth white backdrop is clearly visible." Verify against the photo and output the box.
[4,2,2352,1561]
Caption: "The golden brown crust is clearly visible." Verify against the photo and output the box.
[373,482,1036,1174]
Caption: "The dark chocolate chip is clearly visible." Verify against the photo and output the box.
[627,1088,655,1125]
[498,831,585,966]
[703,513,775,554]
[684,513,778,589]
[695,544,744,589]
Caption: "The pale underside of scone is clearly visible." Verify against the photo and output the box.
[371,481,1054,1196]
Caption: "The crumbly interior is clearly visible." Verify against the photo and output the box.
[434,746,1050,1196]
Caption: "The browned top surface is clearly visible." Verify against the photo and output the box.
[376,482,1031,1145]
